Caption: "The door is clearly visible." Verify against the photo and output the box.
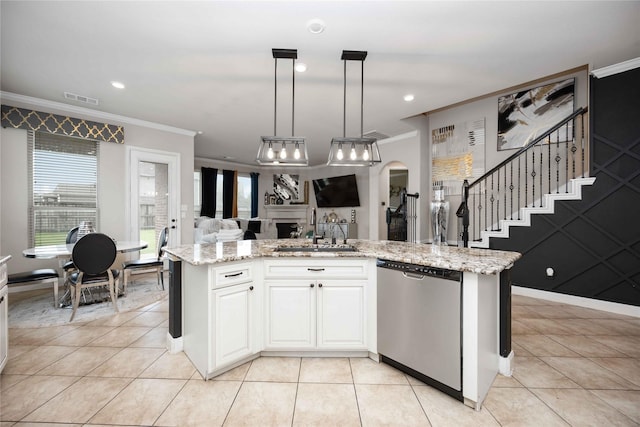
[265,280,315,349]
[213,282,255,368]
[128,148,180,253]
[317,280,366,349]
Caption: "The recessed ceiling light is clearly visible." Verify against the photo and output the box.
[295,62,307,73]
[196,131,204,135]
[306,19,325,34]
[111,81,125,89]
[404,94,415,102]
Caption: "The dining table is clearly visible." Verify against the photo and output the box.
[22,240,148,307]
[23,240,148,259]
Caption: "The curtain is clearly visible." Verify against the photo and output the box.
[250,172,260,218]
[222,169,236,219]
[232,170,238,218]
[200,167,218,217]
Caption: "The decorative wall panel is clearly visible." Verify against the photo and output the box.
[1,105,124,144]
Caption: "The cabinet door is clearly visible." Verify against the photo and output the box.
[213,282,255,368]
[265,281,316,349]
[317,280,366,349]
[0,286,8,373]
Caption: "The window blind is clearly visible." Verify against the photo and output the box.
[28,131,99,246]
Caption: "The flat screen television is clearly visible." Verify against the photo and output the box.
[312,174,361,208]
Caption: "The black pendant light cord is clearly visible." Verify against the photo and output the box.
[343,59,347,138]
[360,59,364,138]
[292,58,295,136]
[273,58,278,136]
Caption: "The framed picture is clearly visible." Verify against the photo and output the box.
[273,174,300,201]
[497,78,574,151]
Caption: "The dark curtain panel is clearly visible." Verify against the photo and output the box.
[222,169,236,219]
[200,167,218,217]
[250,172,260,218]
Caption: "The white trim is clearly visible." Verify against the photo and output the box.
[127,147,182,247]
[376,130,418,145]
[513,286,640,318]
[0,91,197,137]
[591,57,640,78]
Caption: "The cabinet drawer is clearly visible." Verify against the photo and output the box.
[263,259,369,279]
[211,262,253,289]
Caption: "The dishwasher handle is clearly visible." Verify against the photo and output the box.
[402,271,425,280]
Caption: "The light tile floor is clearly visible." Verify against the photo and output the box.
[1,285,639,426]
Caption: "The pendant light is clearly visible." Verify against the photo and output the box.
[257,48,308,166]
[327,50,381,166]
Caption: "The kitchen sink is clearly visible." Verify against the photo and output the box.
[275,245,358,252]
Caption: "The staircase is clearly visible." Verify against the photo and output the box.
[459,107,592,248]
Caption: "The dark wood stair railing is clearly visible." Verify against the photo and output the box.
[458,106,589,247]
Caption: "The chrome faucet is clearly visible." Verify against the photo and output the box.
[336,223,348,244]
[310,208,323,244]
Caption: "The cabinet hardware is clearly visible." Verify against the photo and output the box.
[307,268,325,272]
[224,272,243,278]
[310,283,314,288]
[318,283,323,288]
[249,286,254,291]
[0,296,3,303]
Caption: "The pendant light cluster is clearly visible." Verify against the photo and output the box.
[327,50,381,166]
[257,49,381,167]
[257,48,308,166]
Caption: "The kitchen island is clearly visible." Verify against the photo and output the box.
[164,239,520,409]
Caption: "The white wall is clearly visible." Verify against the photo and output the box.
[0,101,194,274]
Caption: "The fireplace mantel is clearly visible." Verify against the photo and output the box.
[264,205,309,221]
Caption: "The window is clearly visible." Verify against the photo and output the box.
[193,170,252,219]
[29,131,98,246]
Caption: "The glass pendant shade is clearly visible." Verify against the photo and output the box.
[327,50,381,167]
[257,48,308,166]
[327,136,381,166]
[257,136,308,166]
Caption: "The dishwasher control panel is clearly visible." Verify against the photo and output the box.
[376,259,461,281]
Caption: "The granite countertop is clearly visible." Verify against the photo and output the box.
[164,239,521,275]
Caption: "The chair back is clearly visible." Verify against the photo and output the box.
[157,226,169,257]
[72,233,117,275]
[66,226,79,244]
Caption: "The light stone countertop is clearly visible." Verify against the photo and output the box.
[164,239,521,275]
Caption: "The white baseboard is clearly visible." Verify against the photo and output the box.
[513,286,640,318]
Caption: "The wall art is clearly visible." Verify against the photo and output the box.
[273,174,300,201]
[498,78,574,151]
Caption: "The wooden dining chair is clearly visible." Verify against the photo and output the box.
[122,226,168,295]
[68,233,120,321]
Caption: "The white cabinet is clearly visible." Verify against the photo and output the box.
[265,281,316,348]
[213,281,257,367]
[183,261,261,379]
[0,260,8,374]
[263,259,369,351]
[317,280,366,348]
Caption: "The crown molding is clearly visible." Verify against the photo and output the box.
[591,57,640,78]
[0,91,197,137]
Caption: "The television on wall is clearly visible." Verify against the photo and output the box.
[312,174,361,208]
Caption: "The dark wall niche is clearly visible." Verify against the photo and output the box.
[491,67,640,306]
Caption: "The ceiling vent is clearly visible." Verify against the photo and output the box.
[363,130,390,140]
[64,92,99,106]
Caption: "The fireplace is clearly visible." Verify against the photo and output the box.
[275,222,299,239]
[264,205,309,239]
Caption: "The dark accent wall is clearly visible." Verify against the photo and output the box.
[490,67,640,306]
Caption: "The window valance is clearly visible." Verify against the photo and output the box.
[1,104,124,144]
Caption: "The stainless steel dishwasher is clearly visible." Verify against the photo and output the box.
[377,258,463,401]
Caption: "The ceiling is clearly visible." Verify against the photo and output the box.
[2,1,639,166]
